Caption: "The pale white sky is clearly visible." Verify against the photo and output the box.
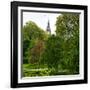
[23,12,61,34]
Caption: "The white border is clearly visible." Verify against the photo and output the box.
[18,6,84,83]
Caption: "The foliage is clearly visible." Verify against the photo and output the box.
[22,13,79,77]
[23,21,48,64]
[40,35,62,72]
[56,13,79,74]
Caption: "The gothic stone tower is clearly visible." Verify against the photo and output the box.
[46,20,51,34]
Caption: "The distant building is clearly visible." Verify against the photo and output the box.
[46,20,51,34]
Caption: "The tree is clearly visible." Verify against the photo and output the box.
[56,13,79,39]
[41,35,62,73]
[22,21,48,64]
[55,13,79,74]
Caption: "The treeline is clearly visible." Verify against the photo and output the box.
[23,13,79,77]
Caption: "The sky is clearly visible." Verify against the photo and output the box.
[23,12,61,34]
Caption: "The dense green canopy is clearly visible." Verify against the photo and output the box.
[56,13,79,73]
[22,13,79,77]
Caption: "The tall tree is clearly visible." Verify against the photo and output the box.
[23,21,48,64]
[55,13,79,74]
[41,35,62,73]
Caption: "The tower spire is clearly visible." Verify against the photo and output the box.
[46,20,51,34]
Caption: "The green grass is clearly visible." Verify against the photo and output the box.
[23,64,49,77]
[22,64,79,77]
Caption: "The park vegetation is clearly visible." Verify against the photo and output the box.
[22,13,79,77]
